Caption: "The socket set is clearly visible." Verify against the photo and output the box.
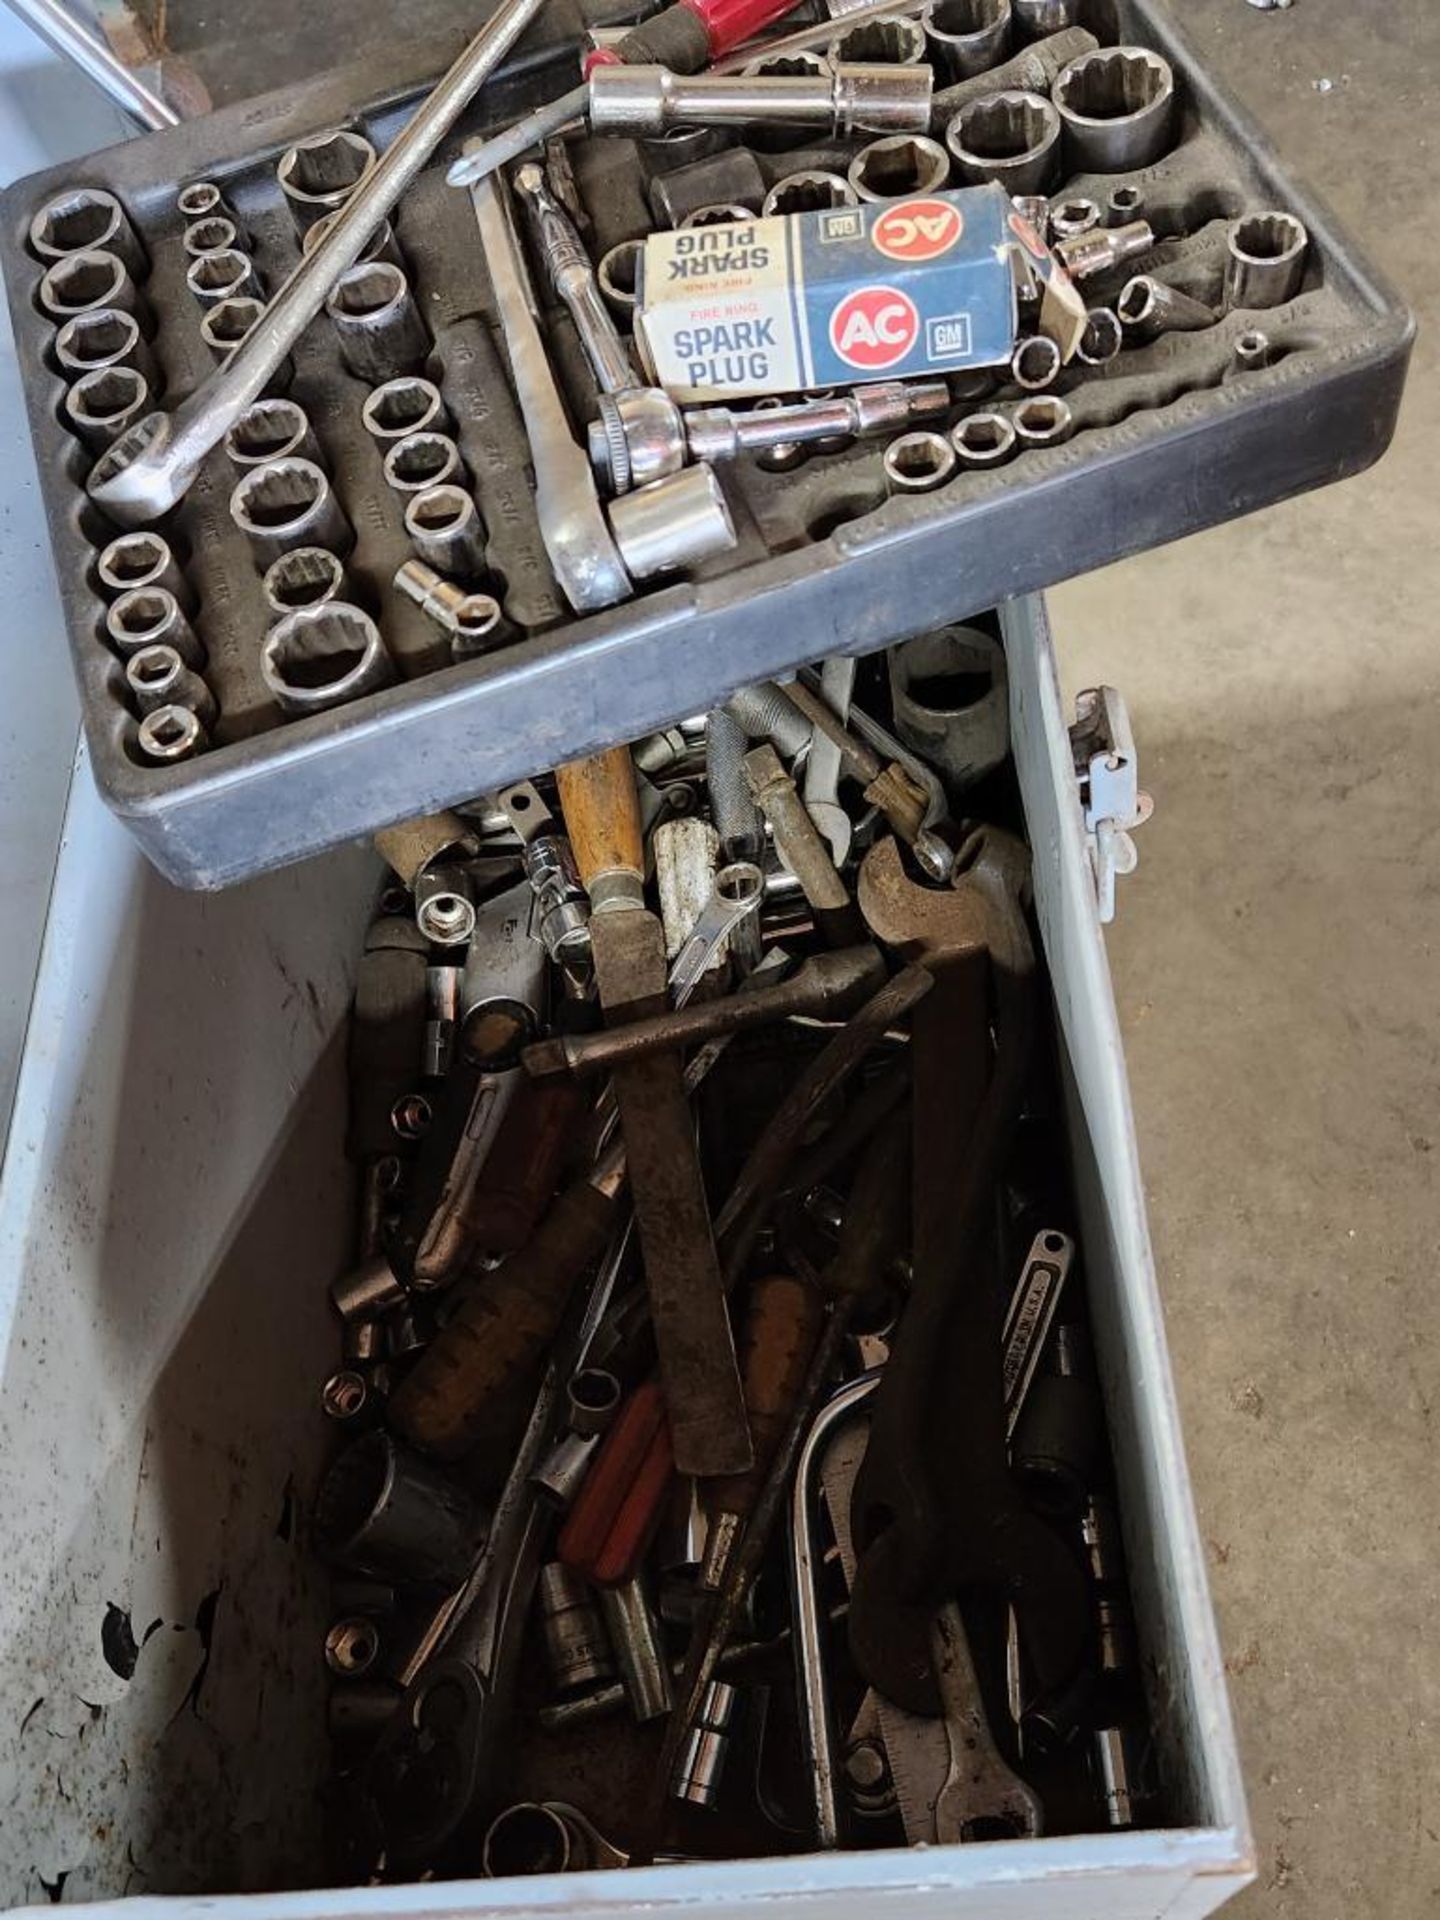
[0,0,1410,887]
[308,628,1156,1877]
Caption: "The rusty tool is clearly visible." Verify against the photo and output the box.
[521,946,885,1081]
[847,832,1090,1723]
[744,743,865,949]
[556,747,751,1479]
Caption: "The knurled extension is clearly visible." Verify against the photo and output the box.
[595,391,634,495]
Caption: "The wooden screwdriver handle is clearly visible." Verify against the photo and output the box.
[555,748,645,911]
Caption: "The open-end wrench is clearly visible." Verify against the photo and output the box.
[470,172,633,614]
[669,860,764,1008]
[86,0,547,525]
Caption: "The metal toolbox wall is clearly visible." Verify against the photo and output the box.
[0,0,1413,888]
[0,595,1253,1917]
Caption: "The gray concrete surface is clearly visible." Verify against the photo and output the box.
[1052,4,1440,1914]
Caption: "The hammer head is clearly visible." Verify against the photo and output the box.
[857,828,1033,977]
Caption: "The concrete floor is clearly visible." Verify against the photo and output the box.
[1051,4,1440,1913]
[13,0,1437,1911]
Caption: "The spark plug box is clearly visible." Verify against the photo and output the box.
[635,182,1031,399]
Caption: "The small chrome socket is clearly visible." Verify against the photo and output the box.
[223,397,323,469]
[762,170,858,218]
[185,247,260,308]
[105,585,204,666]
[63,364,150,450]
[137,704,207,764]
[1225,211,1308,309]
[403,484,489,578]
[362,376,451,443]
[382,431,464,496]
[53,306,154,386]
[848,133,951,203]
[951,409,1018,468]
[97,531,192,609]
[125,643,217,726]
[883,429,958,494]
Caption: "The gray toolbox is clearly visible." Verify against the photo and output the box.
[0,595,1254,1916]
[0,0,1413,887]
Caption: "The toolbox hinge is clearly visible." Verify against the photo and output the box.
[1069,686,1153,925]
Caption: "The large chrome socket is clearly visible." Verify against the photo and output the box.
[276,127,377,233]
[925,0,1011,82]
[1053,46,1176,172]
[28,185,146,282]
[382,430,464,495]
[945,89,1061,194]
[38,249,144,327]
[261,547,347,617]
[362,376,451,443]
[230,456,352,567]
[53,306,155,387]
[223,397,323,469]
[847,133,951,202]
[1225,211,1308,309]
[325,261,430,383]
[64,365,151,451]
[261,602,394,717]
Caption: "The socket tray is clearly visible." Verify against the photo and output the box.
[0,0,1412,886]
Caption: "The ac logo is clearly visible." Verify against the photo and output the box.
[870,198,964,263]
[828,285,919,370]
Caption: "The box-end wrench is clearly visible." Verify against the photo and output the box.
[86,0,548,526]
[668,860,764,1008]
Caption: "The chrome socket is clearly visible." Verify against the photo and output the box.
[394,559,503,654]
[137,704,207,764]
[230,457,352,567]
[599,1578,673,1722]
[1116,274,1215,338]
[1076,306,1123,365]
[125,643,217,726]
[261,602,394,717]
[63,364,150,451]
[925,0,1011,82]
[1225,211,1308,309]
[330,1251,407,1321]
[38,248,143,326]
[1012,393,1074,447]
[566,1368,623,1438]
[951,409,1018,468]
[1049,195,1101,241]
[326,261,431,382]
[175,180,228,221]
[276,126,377,233]
[597,239,643,317]
[1232,327,1272,373]
[945,89,1060,195]
[1053,45,1176,172]
[185,246,260,307]
[403,484,489,578]
[261,546,347,617]
[105,585,204,666]
[538,1563,614,1694]
[847,132,951,202]
[182,215,242,258]
[53,306,155,387]
[762,170,858,218]
[1010,333,1062,389]
[607,463,737,579]
[28,185,146,281]
[1055,218,1155,280]
[97,530,192,608]
[361,376,451,443]
[302,208,404,271]
[382,430,465,495]
[223,397,322,469]
[1014,0,1080,33]
[827,14,928,64]
[883,429,957,494]
[199,297,294,391]
[1106,183,1145,227]
[673,1679,739,1808]
[680,203,757,229]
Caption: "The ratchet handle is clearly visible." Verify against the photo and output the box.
[388,1171,619,1461]
[557,1379,675,1586]
[556,748,645,912]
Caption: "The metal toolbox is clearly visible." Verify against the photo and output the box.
[2,0,1410,891]
[0,595,1253,1916]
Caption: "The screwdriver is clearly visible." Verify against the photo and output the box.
[445,0,804,188]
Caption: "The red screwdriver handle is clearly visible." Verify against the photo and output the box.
[585,0,799,74]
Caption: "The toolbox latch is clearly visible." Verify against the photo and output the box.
[1069,686,1153,924]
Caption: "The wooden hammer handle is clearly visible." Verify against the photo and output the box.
[555,748,644,910]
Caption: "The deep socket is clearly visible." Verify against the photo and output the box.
[1053,45,1176,171]
[63,365,150,450]
[105,585,204,666]
[38,248,143,325]
[223,397,322,468]
[325,260,430,382]
[925,0,1011,82]
[96,530,192,608]
[1225,211,1308,309]
[53,306,155,386]
[261,546,347,616]
[185,247,260,307]
[589,63,933,137]
[597,240,642,315]
[125,643,217,725]
[847,132,951,202]
[361,375,450,443]
[403,484,489,577]
[382,430,464,495]
[261,601,394,716]
[277,126,377,232]
[28,185,146,281]
[945,89,1060,194]
[137,704,207,763]
[229,456,352,567]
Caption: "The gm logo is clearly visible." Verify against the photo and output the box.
[926,312,973,359]
[818,209,864,244]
